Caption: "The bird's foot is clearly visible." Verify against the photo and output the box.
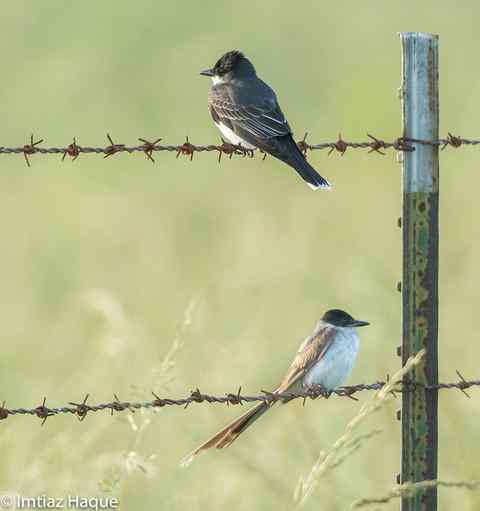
[235,142,255,158]
[305,384,332,399]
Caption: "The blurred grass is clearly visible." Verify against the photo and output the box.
[0,1,479,509]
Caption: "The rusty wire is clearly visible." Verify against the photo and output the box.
[1,133,480,166]
[1,373,478,424]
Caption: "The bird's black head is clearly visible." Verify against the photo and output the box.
[322,309,370,328]
[200,50,256,80]
[213,50,245,75]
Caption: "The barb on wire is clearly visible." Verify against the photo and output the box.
[34,397,53,426]
[1,374,479,424]
[2,133,480,166]
[62,137,80,161]
[22,134,44,167]
[69,393,90,421]
[176,136,195,161]
[103,133,125,159]
[138,137,162,163]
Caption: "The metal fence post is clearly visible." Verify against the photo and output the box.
[400,32,439,511]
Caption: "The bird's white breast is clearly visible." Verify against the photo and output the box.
[214,122,256,150]
[303,327,360,391]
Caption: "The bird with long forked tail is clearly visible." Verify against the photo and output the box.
[180,309,369,466]
[200,50,331,190]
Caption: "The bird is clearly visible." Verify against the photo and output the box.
[180,309,369,466]
[200,50,331,190]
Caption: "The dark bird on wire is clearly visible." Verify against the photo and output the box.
[200,50,331,190]
[180,309,369,466]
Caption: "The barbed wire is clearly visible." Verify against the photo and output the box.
[350,479,480,508]
[1,133,479,167]
[1,371,477,424]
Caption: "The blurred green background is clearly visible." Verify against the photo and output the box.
[1,2,479,509]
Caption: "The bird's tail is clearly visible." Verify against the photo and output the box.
[180,401,271,467]
[278,135,331,190]
[289,149,331,190]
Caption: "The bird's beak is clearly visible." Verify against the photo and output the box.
[351,319,370,328]
[200,68,214,77]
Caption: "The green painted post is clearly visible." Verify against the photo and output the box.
[399,33,439,511]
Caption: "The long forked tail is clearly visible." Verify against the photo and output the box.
[180,401,271,467]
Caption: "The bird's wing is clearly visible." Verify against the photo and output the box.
[275,326,336,393]
[209,86,291,140]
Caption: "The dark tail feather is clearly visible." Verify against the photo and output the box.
[266,135,331,190]
[180,401,271,467]
[287,148,331,190]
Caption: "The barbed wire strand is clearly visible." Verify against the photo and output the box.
[1,133,479,166]
[351,479,480,508]
[1,373,478,424]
